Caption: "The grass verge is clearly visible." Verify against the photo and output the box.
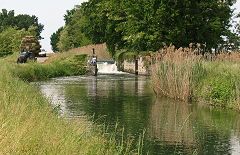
[10,54,88,82]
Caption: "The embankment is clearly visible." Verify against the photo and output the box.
[48,43,112,63]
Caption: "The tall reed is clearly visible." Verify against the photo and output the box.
[151,45,240,110]
[151,46,203,101]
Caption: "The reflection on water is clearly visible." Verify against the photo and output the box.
[40,84,68,115]
[147,98,196,154]
[38,75,240,155]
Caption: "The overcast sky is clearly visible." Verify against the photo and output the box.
[0,0,239,51]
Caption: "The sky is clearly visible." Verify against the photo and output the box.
[0,0,239,51]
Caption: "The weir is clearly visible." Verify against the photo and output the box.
[97,61,125,74]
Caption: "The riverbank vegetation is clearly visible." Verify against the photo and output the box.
[50,1,240,111]
[151,46,240,110]
[49,0,240,111]
[0,55,139,154]
[11,54,87,82]
[0,8,139,154]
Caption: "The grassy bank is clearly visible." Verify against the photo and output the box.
[0,55,135,154]
[151,46,240,110]
[198,61,240,110]
[7,54,88,82]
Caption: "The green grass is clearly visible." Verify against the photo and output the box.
[0,54,138,154]
[196,61,240,109]
[10,54,87,82]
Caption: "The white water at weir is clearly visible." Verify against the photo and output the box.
[97,62,124,74]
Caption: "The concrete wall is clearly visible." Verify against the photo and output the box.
[123,60,135,73]
[123,57,150,75]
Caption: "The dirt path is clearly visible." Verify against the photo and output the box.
[37,57,48,63]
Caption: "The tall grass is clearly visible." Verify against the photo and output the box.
[0,54,138,154]
[151,46,240,110]
[0,64,113,154]
[199,61,240,109]
[151,46,204,101]
[47,43,111,62]
[10,54,87,82]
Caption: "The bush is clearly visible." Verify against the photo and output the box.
[0,50,13,57]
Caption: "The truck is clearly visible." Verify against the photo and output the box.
[17,36,41,63]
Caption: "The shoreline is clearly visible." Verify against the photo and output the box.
[0,55,135,154]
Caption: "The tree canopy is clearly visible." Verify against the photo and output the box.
[50,27,63,52]
[51,6,91,52]
[52,0,239,54]
[0,9,44,39]
[0,9,44,57]
[0,27,34,57]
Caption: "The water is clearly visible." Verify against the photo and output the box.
[38,75,240,155]
[97,61,125,74]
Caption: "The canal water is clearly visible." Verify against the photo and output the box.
[38,75,240,155]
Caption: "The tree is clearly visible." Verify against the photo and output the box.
[54,7,91,52]
[50,27,63,52]
[53,0,238,54]
[0,27,33,57]
[14,14,44,39]
[82,0,127,56]
[57,27,72,51]
[118,0,237,51]
[0,9,44,39]
[64,8,77,25]
[0,9,15,32]
[81,0,237,52]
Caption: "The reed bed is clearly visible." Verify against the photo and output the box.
[151,46,240,110]
[151,46,203,101]
[215,52,240,62]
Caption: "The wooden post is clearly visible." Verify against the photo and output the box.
[92,48,98,76]
[94,56,98,76]
[134,55,138,75]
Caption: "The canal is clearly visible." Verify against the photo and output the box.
[38,75,240,155]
